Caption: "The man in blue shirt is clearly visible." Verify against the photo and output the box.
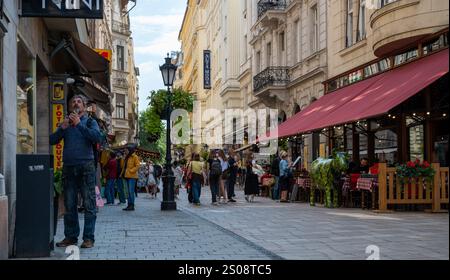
[50,95,102,249]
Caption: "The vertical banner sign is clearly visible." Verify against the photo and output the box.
[52,104,64,170]
[203,50,211,89]
[51,79,66,171]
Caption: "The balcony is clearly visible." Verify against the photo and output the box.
[112,70,129,89]
[257,0,288,19]
[370,0,449,57]
[253,67,290,104]
[112,20,131,36]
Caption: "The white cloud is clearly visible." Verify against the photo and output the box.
[134,31,181,56]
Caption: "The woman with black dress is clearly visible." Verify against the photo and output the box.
[244,160,259,202]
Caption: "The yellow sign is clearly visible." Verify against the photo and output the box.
[53,104,65,170]
[52,82,65,101]
[95,49,112,62]
[320,144,326,158]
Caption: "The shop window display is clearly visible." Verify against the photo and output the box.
[17,37,36,154]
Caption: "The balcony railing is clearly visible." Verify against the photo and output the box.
[112,20,131,36]
[253,67,290,93]
[257,0,288,19]
[112,70,129,88]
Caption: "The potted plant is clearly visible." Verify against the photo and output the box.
[396,159,435,198]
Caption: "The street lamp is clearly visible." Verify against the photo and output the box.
[159,53,178,211]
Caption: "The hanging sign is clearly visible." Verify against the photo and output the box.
[203,50,211,89]
[21,0,104,19]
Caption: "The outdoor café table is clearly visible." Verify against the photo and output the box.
[297,177,312,189]
[356,177,379,210]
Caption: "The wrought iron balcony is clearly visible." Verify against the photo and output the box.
[257,0,288,19]
[253,67,290,93]
[112,20,131,36]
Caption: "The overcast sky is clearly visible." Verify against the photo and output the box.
[129,0,186,113]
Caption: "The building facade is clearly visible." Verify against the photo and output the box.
[108,0,138,146]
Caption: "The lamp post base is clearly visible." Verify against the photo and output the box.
[161,201,177,211]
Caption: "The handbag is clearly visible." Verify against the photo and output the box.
[95,186,104,207]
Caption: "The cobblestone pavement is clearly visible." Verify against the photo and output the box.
[51,185,448,260]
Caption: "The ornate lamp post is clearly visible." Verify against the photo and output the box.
[159,54,178,211]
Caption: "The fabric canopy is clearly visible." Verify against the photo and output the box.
[261,49,449,140]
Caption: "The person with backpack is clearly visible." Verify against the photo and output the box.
[270,152,281,200]
[208,150,222,205]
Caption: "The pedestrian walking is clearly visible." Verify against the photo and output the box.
[226,150,238,202]
[187,153,205,206]
[173,161,183,200]
[207,151,222,205]
[218,150,230,204]
[122,146,141,211]
[104,152,118,205]
[50,94,102,249]
[244,160,259,202]
[270,152,281,200]
[137,162,149,197]
[147,161,158,199]
[115,152,127,205]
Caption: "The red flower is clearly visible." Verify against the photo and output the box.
[407,161,415,168]
[423,161,430,168]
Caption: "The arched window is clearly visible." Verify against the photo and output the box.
[293,104,301,115]
[278,111,287,124]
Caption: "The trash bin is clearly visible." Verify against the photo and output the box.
[15,154,54,258]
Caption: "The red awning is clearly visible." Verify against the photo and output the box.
[262,49,449,140]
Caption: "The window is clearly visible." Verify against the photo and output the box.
[117,45,125,71]
[280,32,285,52]
[266,42,272,68]
[357,0,366,41]
[394,49,418,66]
[380,0,398,7]
[310,5,319,52]
[293,20,299,63]
[116,94,125,119]
[346,0,353,47]
[256,51,261,73]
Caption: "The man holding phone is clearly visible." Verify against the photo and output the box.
[50,94,102,249]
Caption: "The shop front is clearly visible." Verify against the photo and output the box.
[263,30,449,211]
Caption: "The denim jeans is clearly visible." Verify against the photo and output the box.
[272,176,280,200]
[116,178,126,203]
[62,161,97,242]
[192,178,202,204]
[209,175,220,203]
[126,178,137,205]
[227,174,236,199]
[105,179,116,204]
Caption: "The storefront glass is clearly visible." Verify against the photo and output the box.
[17,37,36,154]
[375,129,398,165]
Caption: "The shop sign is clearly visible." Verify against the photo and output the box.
[21,0,103,19]
[94,49,112,62]
[203,50,211,89]
[52,81,65,101]
[52,103,64,170]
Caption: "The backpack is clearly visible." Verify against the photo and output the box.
[86,117,105,165]
[154,165,163,178]
[210,160,222,177]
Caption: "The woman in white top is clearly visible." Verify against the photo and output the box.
[218,150,229,204]
[147,161,157,198]
[172,161,183,199]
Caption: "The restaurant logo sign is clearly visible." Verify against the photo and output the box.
[203,50,211,89]
[21,0,103,19]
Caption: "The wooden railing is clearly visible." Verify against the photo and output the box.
[378,163,449,212]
